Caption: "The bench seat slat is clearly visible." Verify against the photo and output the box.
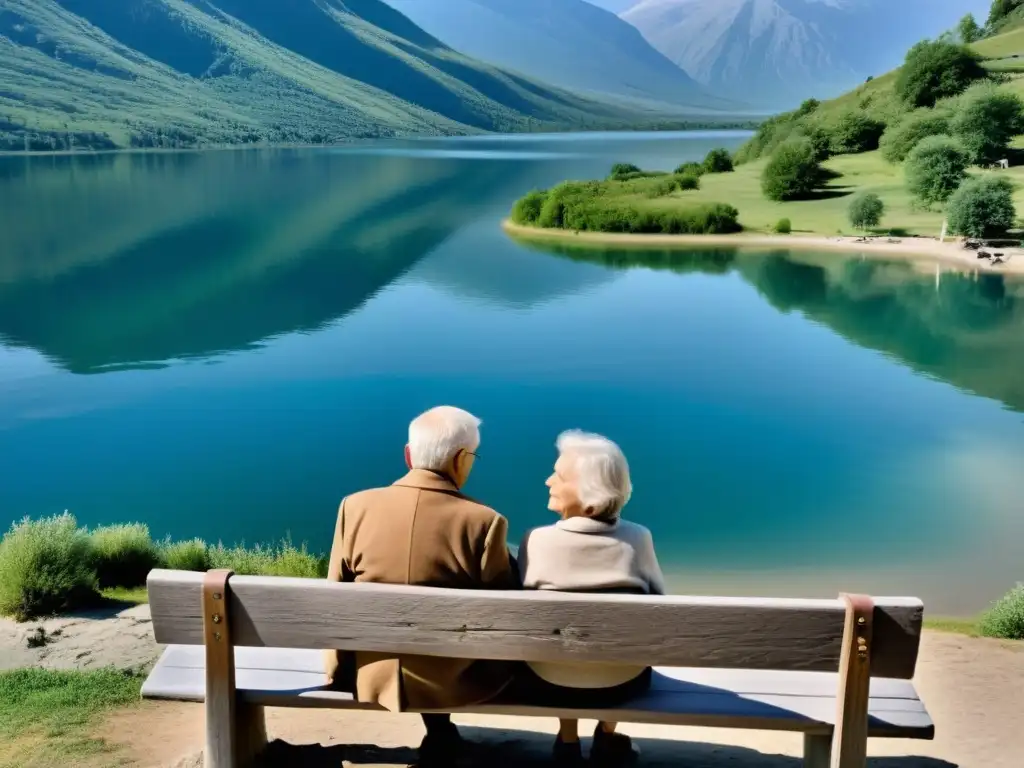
[141,646,934,739]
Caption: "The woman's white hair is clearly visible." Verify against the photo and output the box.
[557,430,632,522]
[408,406,481,471]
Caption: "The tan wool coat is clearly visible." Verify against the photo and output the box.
[323,469,519,712]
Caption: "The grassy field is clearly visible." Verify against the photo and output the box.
[0,668,143,768]
[595,150,1024,237]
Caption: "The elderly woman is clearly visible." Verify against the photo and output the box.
[516,430,665,767]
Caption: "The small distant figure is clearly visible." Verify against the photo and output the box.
[992,158,1010,170]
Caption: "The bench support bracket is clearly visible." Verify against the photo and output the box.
[804,733,831,768]
[830,593,874,768]
[203,569,267,768]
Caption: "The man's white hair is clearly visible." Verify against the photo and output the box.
[408,406,481,471]
[556,430,632,522]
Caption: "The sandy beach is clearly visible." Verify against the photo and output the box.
[502,220,1024,276]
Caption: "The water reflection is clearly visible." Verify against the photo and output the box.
[529,242,1024,413]
[0,149,539,372]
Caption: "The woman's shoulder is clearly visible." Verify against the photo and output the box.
[616,519,654,540]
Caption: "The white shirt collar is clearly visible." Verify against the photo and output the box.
[555,516,619,534]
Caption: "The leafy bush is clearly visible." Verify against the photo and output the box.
[895,40,986,108]
[733,111,802,164]
[947,175,1017,237]
[161,538,211,571]
[90,523,162,589]
[0,514,99,620]
[761,138,825,201]
[796,98,820,116]
[774,218,792,234]
[801,126,833,162]
[951,83,1024,165]
[979,584,1024,640]
[209,539,325,578]
[674,161,704,176]
[608,162,642,180]
[848,192,885,230]
[511,189,547,225]
[645,178,679,198]
[703,148,734,173]
[904,136,969,206]
[828,112,886,155]
[529,180,739,234]
[879,109,951,163]
[675,173,700,190]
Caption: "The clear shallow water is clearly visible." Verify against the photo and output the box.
[1,131,1022,615]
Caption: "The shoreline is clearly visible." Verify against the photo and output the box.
[502,219,1024,275]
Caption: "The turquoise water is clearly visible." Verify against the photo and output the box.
[2,132,1022,615]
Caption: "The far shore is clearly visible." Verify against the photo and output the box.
[502,219,1024,276]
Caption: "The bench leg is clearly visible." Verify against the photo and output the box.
[237,703,268,767]
[803,734,831,768]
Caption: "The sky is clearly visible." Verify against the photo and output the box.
[584,0,638,13]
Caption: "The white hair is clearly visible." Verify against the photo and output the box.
[556,430,632,522]
[408,406,481,471]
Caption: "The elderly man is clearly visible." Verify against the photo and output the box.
[324,405,518,763]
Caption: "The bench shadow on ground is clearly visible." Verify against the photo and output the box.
[252,730,958,768]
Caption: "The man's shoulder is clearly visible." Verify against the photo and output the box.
[445,492,505,527]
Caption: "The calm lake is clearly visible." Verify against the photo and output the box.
[2,131,1023,616]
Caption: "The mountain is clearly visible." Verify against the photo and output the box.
[622,0,993,108]
[0,0,679,152]
[381,0,731,110]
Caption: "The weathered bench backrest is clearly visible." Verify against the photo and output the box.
[148,569,924,678]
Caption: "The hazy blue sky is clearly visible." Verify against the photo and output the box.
[584,0,637,13]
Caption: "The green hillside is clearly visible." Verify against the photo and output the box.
[0,0,694,152]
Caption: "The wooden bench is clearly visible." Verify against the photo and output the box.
[143,569,934,768]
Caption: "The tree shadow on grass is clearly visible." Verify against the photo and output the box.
[795,187,855,202]
[250,729,960,767]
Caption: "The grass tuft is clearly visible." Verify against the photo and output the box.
[160,538,212,572]
[89,523,162,589]
[209,538,326,578]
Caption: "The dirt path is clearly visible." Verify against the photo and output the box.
[98,631,1022,768]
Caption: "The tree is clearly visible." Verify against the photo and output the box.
[797,98,820,116]
[848,192,885,231]
[895,40,986,108]
[947,176,1017,237]
[988,0,1024,28]
[878,109,951,163]
[703,148,734,173]
[827,112,886,154]
[674,161,704,176]
[951,83,1024,164]
[958,14,982,43]
[761,138,825,201]
[905,136,969,206]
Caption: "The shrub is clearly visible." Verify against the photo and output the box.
[896,40,986,108]
[979,584,1024,640]
[904,136,969,206]
[827,112,885,155]
[209,539,325,578]
[774,218,792,234]
[801,126,833,162]
[608,162,641,180]
[674,161,704,176]
[0,514,99,620]
[761,138,825,201]
[848,192,885,230]
[90,523,161,589]
[674,173,700,191]
[644,178,679,198]
[733,111,802,164]
[879,109,951,163]
[703,148,734,173]
[947,175,1017,237]
[951,83,1024,165]
[510,189,546,225]
[161,538,211,572]
[796,98,820,116]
